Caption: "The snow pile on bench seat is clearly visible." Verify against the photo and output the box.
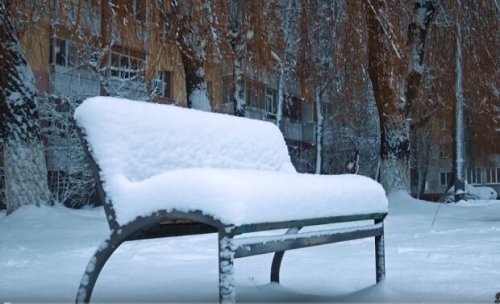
[75,97,387,226]
[110,168,387,226]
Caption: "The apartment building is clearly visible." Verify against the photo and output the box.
[411,115,500,200]
[0,0,317,208]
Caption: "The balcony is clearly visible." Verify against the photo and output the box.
[302,122,316,143]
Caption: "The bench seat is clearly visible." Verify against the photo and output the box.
[107,167,387,226]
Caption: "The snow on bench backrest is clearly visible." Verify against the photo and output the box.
[74,97,296,183]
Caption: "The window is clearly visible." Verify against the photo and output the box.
[486,168,500,184]
[439,143,451,158]
[221,78,246,106]
[440,171,452,186]
[158,70,173,99]
[466,168,482,185]
[134,0,146,22]
[110,0,145,22]
[322,102,333,119]
[440,119,447,130]
[282,95,301,121]
[301,102,314,123]
[265,88,277,117]
[246,82,259,108]
[110,52,144,79]
[49,38,72,66]
[220,77,279,116]
[221,79,233,104]
[50,38,98,67]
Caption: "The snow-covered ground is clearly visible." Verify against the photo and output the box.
[1,191,499,302]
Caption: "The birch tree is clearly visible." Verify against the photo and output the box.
[0,0,50,214]
[451,0,499,201]
[453,4,466,201]
[213,0,278,117]
[228,0,247,117]
[297,0,342,174]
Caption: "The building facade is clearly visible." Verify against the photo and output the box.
[0,0,318,208]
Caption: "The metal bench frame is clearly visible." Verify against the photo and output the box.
[75,125,387,304]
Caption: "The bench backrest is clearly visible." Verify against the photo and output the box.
[74,97,296,185]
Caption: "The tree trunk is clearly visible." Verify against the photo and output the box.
[405,0,437,108]
[365,0,436,193]
[232,53,245,117]
[275,60,284,129]
[183,55,210,111]
[275,0,294,129]
[169,0,211,111]
[314,86,323,174]
[379,137,411,192]
[417,171,427,199]
[416,127,431,199]
[453,16,466,202]
[99,0,110,96]
[0,0,51,214]
[229,0,246,117]
[365,0,410,192]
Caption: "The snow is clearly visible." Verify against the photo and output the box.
[1,192,500,302]
[74,97,387,226]
[189,86,212,112]
[447,184,498,200]
[468,185,497,199]
[106,168,387,226]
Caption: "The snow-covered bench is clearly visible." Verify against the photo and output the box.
[74,97,388,303]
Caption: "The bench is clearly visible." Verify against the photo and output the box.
[73,96,388,303]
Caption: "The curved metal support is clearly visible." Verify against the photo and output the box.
[270,227,302,283]
[75,210,224,303]
[76,228,128,303]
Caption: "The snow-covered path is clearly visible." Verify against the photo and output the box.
[1,191,499,302]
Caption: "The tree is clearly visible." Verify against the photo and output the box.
[449,0,499,201]
[328,1,380,178]
[453,1,466,201]
[364,0,437,192]
[211,0,279,117]
[227,0,247,117]
[272,0,295,128]
[157,0,217,111]
[296,0,344,174]
[420,0,499,202]
[39,95,95,208]
[0,0,50,214]
[6,0,162,208]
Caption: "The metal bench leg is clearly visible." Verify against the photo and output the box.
[218,230,236,303]
[76,230,128,303]
[270,227,301,283]
[375,219,385,283]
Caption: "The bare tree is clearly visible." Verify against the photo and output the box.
[38,95,95,207]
